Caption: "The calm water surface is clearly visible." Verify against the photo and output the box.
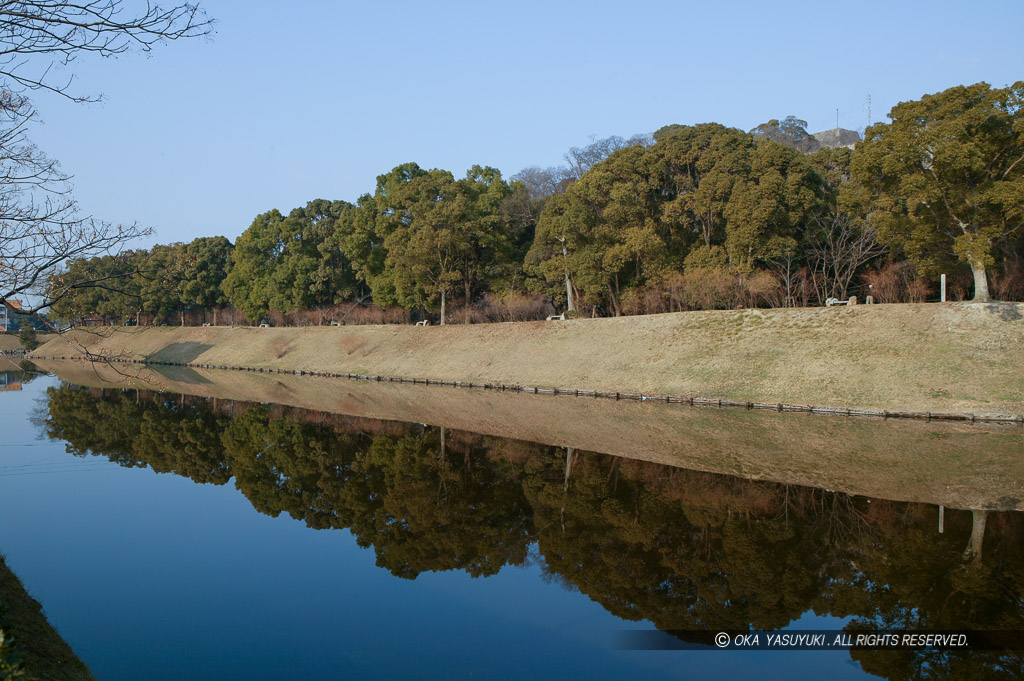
[0,373,1021,680]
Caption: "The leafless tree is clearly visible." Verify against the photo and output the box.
[563,133,652,179]
[806,213,887,303]
[509,165,573,201]
[0,1,211,101]
[0,1,211,325]
[765,244,804,307]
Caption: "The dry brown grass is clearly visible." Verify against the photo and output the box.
[0,333,54,352]
[31,302,1024,414]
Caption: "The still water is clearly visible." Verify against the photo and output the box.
[1,370,1022,680]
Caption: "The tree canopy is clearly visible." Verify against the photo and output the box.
[852,81,1024,301]
[44,81,1024,329]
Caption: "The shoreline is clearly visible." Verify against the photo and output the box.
[33,354,1024,424]
[29,302,1024,417]
[33,358,1024,511]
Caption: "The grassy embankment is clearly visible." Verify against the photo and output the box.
[0,333,54,353]
[0,555,94,680]
[36,356,1024,511]
[32,302,1024,415]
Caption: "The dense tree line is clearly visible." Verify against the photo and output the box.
[48,81,1024,326]
[42,383,1024,680]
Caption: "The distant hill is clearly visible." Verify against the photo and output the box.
[812,128,861,149]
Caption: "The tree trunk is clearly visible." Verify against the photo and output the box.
[440,288,446,326]
[971,263,991,302]
[180,309,185,326]
[607,282,621,317]
[213,308,218,326]
[564,447,574,492]
[964,509,988,562]
[565,272,575,312]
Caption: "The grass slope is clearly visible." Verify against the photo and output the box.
[32,302,1024,414]
[0,556,94,681]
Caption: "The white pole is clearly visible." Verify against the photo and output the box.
[940,274,946,303]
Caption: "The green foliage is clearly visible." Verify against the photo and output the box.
[341,163,518,322]
[179,236,233,322]
[723,140,821,270]
[223,199,369,321]
[139,244,185,323]
[41,81,1024,322]
[852,81,1024,295]
[16,322,36,351]
[749,116,821,153]
[528,123,826,313]
[48,253,141,323]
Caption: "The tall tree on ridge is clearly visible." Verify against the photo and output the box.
[851,81,1024,302]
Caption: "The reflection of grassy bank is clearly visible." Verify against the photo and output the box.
[0,555,94,681]
[37,359,1024,510]
[29,303,1024,414]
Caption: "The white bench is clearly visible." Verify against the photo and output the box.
[415,320,430,326]
[546,313,566,321]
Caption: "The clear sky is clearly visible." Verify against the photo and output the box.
[22,0,1024,249]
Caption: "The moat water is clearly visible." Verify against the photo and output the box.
[0,369,1021,680]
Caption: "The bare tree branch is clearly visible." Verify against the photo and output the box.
[0,1,210,357]
[806,213,887,302]
[0,1,212,101]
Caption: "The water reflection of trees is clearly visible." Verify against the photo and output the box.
[43,384,1024,680]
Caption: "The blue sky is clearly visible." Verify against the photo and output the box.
[23,0,1024,248]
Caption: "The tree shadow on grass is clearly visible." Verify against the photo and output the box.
[147,342,213,365]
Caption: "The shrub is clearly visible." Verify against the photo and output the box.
[449,294,553,323]
[862,263,902,303]
[680,268,742,310]
[991,261,1024,301]
[17,321,38,351]
[741,270,783,308]
[862,262,938,303]
[904,278,932,303]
